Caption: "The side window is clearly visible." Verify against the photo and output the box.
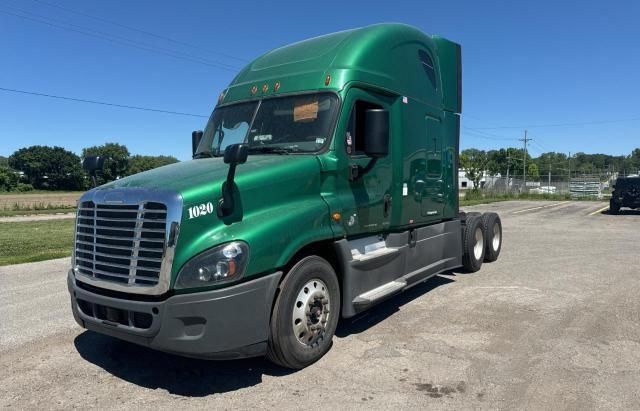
[346,100,383,155]
[418,49,437,89]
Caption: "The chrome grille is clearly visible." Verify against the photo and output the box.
[74,201,167,286]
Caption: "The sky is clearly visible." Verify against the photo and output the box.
[1,0,639,161]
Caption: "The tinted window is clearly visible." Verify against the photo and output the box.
[418,50,437,89]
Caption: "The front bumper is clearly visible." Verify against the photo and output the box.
[68,270,282,359]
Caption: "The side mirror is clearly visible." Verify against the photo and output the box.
[223,143,248,165]
[192,130,203,157]
[363,109,389,158]
[82,156,106,188]
[217,144,248,219]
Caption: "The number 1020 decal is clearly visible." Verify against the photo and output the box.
[188,202,215,219]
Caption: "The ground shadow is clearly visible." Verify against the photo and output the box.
[75,273,456,395]
[606,209,640,216]
[74,331,292,397]
[336,274,455,337]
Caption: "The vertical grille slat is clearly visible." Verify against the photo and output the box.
[74,201,167,286]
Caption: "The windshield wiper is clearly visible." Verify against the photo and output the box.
[193,151,213,159]
[247,146,292,155]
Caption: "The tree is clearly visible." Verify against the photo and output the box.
[126,155,179,176]
[0,166,19,191]
[528,163,540,181]
[82,143,130,184]
[460,148,488,189]
[486,147,531,178]
[0,156,8,167]
[8,146,84,190]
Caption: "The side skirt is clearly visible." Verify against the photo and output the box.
[335,220,462,318]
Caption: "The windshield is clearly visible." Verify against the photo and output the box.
[196,93,339,156]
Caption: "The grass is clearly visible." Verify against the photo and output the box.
[0,190,84,195]
[0,219,74,265]
[0,208,75,217]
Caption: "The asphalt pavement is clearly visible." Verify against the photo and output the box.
[1,200,639,410]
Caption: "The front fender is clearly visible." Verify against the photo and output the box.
[171,198,336,292]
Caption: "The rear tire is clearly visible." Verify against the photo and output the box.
[462,216,485,272]
[609,200,620,215]
[481,213,502,262]
[267,256,340,369]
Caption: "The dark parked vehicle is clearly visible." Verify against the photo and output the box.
[610,176,640,214]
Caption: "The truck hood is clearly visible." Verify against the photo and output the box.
[100,155,321,205]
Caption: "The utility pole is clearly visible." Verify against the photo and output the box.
[519,130,532,192]
[548,156,551,190]
[568,152,571,195]
[506,151,511,193]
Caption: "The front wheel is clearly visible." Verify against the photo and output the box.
[267,256,340,369]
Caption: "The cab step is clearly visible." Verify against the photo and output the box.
[352,279,407,308]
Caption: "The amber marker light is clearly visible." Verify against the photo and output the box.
[331,212,341,222]
[250,85,258,94]
[325,74,331,86]
[274,81,281,92]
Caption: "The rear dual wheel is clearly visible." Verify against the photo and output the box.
[462,212,502,272]
[462,215,485,272]
[481,212,502,262]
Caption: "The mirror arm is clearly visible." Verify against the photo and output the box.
[349,158,378,181]
[217,163,237,217]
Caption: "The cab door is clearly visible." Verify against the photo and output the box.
[336,88,394,236]
[420,116,445,218]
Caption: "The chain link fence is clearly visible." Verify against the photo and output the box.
[459,173,616,199]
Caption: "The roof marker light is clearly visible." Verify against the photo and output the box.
[250,85,258,95]
[325,74,331,86]
[274,81,281,92]
[262,83,269,93]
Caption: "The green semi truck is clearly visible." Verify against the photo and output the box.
[68,23,502,369]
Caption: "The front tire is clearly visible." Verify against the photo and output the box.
[267,256,340,369]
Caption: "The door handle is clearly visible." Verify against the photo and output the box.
[383,194,392,218]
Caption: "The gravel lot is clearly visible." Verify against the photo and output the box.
[1,200,639,410]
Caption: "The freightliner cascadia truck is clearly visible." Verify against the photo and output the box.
[68,23,503,369]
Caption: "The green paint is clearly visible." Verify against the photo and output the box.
[102,23,461,293]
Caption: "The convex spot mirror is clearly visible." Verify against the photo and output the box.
[363,109,389,158]
[224,143,248,164]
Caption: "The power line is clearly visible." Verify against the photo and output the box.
[0,86,208,118]
[29,0,249,63]
[0,5,240,71]
[462,127,519,141]
[465,116,640,130]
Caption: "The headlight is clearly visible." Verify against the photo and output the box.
[175,241,249,289]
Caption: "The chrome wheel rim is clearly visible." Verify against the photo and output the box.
[292,279,330,347]
[473,227,484,260]
[492,223,501,251]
